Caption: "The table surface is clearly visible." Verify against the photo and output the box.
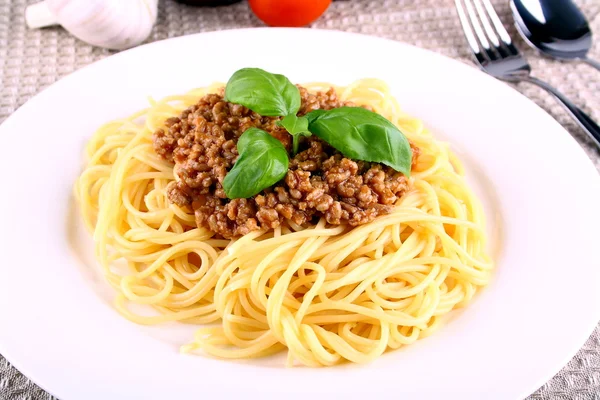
[1,0,599,399]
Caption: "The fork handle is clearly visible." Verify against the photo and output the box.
[582,57,600,72]
[524,76,600,147]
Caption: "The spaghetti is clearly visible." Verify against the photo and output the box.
[74,79,492,366]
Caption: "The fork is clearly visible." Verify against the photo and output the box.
[455,0,600,147]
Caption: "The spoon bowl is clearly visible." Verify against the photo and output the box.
[510,0,599,70]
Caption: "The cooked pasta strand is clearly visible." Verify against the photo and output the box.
[74,79,492,366]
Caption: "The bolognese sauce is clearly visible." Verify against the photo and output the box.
[153,86,419,238]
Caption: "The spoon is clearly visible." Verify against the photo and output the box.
[510,0,600,70]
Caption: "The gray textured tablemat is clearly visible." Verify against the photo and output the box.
[0,0,599,399]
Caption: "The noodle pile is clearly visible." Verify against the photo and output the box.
[74,79,492,366]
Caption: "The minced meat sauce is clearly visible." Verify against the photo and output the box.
[153,86,420,239]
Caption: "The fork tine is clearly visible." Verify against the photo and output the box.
[473,0,500,48]
[456,0,532,79]
[463,0,491,51]
[480,0,513,46]
[455,0,482,56]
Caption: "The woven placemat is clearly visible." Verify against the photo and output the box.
[1,0,599,398]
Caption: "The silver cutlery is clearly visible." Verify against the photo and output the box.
[510,0,600,71]
[454,0,600,146]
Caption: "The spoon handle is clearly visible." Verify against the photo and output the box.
[523,76,600,147]
[582,57,600,71]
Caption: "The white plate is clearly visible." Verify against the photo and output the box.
[0,28,599,400]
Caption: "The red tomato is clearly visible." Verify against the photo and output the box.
[249,0,332,27]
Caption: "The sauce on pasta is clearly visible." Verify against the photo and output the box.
[74,78,493,366]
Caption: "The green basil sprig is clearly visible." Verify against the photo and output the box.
[222,128,289,199]
[277,115,311,155]
[225,68,309,155]
[221,68,413,199]
[306,107,412,176]
[224,68,301,116]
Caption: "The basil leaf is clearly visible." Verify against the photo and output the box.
[279,114,310,136]
[223,128,289,199]
[224,68,301,116]
[307,107,412,176]
[304,109,327,125]
[277,114,311,155]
